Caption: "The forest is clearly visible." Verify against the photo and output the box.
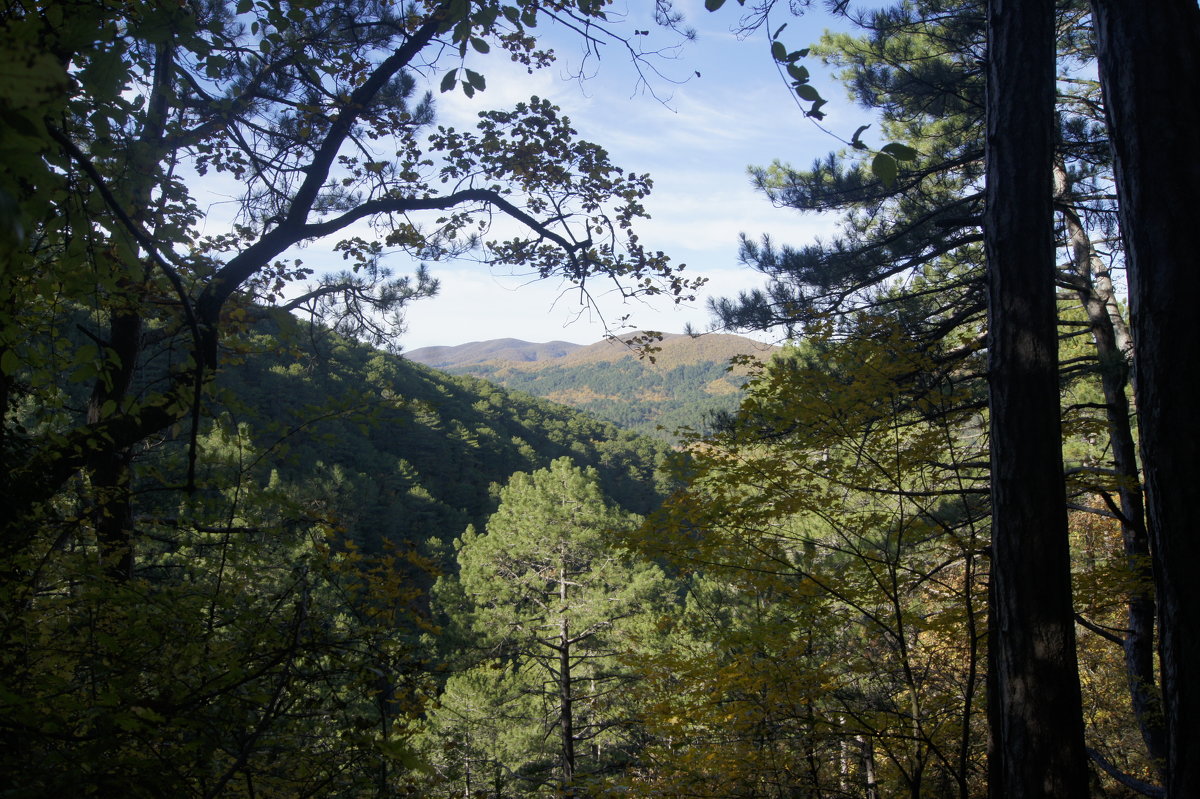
[1,0,1197,798]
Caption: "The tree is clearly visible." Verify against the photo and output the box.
[0,0,700,563]
[1087,4,1200,795]
[0,414,439,797]
[631,320,992,798]
[433,457,671,797]
[704,0,1169,789]
[0,2,694,792]
[981,0,1089,795]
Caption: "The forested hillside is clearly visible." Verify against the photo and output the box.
[4,0,1199,797]
[410,333,776,439]
[0,310,672,794]
[216,323,671,555]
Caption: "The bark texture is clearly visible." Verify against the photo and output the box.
[1088,3,1200,795]
[984,0,1090,796]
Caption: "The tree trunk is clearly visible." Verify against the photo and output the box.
[858,735,880,799]
[1087,3,1200,795]
[85,39,177,581]
[87,306,141,581]
[559,569,576,797]
[983,1,1090,796]
[1056,167,1165,773]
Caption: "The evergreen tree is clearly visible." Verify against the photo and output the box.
[705,0,1163,789]
[431,458,673,797]
[1087,5,1200,794]
[982,0,1089,794]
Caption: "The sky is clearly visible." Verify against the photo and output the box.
[284,1,880,351]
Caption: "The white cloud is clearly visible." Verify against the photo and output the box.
[399,268,612,350]
[396,257,788,351]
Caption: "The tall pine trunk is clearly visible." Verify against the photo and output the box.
[559,566,576,797]
[1088,3,1200,795]
[983,0,1089,796]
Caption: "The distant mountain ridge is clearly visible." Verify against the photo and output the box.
[406,338,582,368]
[407,333,774,369]
[407,333,777,440]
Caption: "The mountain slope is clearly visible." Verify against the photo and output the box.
[213,325,671,562]
[408,333,777,440]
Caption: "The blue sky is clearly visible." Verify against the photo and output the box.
[302,2,881,350]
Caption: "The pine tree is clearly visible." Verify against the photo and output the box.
[432,458,672,797]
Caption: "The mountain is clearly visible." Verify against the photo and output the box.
[407,333,778,440]
[210,324,672,564]
[406,338,583,367]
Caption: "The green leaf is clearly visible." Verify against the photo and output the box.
[81,49,127,98]
[881,142,919,161]
[0,349,18,376]
[786,63,809,83]
[795,84,821,102]
[446,0,469,25]
[72,344,99,366]
[439,69,458,93]
[771,40,787,63]
[204,54,230,79]
[470,37,490,54]
[705,0,727,10]
[465,69,486,91]
[236,0,252,13]
[0,108,45,140]
[872,152,898,187]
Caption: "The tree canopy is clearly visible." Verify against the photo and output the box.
[0,0,701,541]
[3,0,1198,796]
[428,457,672,796]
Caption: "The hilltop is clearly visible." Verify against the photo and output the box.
[407,333,777,440]
[405,338,583,367]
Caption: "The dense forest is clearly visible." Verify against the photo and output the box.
[2,0,1198,797]
[216,324,672,548]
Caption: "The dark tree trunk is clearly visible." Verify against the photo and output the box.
[1057,173,1165,773]
[84,40,176,581]
[983,1,1090,797]
[87,307,141,581]
[1088,3,1200,795]
[559,574,576,797]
